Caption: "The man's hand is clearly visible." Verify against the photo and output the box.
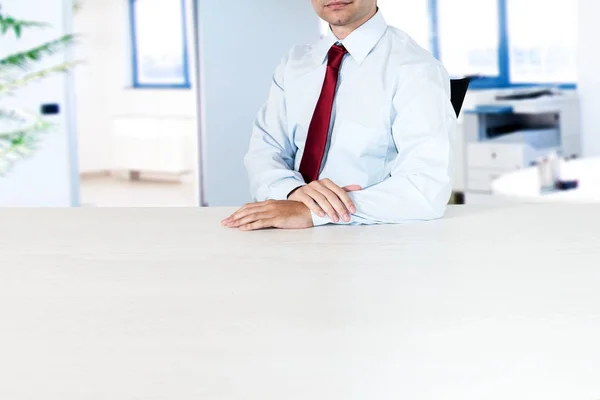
[222,200,313,231]
[288,179,361,223]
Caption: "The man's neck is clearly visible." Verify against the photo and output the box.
[331,6,378,40]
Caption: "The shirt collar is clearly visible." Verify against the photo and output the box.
[312,9,388,66]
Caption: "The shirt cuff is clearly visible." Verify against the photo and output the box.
[311,212,331,227]
[268,178,305,200]
[311,213,354,227]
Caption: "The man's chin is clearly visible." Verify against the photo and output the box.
[323,11,353,24]
[328,18,353,27]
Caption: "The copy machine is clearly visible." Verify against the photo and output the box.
[462,88,581,202]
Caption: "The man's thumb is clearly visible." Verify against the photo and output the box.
[343,185,362,192]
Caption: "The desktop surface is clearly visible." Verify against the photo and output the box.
[1,205,599,400]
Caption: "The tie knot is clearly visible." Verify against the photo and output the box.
[327,44,348,69]
[332,43,347,51]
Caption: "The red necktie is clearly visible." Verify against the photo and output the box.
[299,44,348,183]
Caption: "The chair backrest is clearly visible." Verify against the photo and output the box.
[450,77,471,117]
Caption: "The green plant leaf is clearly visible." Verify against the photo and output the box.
[0,108,40,125]
[0,116,53,176]
[0,34,76,70]
[0,60,81,95]
[0,14,49,37]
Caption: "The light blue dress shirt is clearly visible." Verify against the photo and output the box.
[244,10,457,226]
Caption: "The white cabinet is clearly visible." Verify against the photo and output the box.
[468,141,530,171]
[466,128,560,198]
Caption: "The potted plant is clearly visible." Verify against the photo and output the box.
[0,4,79,175]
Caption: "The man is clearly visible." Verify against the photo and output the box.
[223,0,457,231]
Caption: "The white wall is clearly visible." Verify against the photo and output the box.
[196,0,321,206]
[578,0,600,157]
[73,0,198,178]
[0,0,78,207]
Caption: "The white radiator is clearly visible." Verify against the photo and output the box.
[112,116,196,175]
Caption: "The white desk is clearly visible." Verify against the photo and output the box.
[492,157,600,203]
[1,206,599,400]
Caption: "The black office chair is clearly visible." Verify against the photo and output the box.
[450,77,471,117]
[448,77,471,206]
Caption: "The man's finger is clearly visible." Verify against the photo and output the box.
[343,185,362,192]
[295,192,326,218]
[315,183,351,222]
[229,212,269,228]
[240,218,274,231]
[321,180,356,216]
[225,203,266,224]
[223,203,254,223]
[304,186,339,221]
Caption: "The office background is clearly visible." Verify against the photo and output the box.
[0,0,597,207]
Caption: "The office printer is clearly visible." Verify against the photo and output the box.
[462,88,581,202]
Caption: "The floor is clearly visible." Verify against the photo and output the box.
[79,174,198,207]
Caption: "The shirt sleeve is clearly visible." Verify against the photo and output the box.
[244,52,306,201]
[312,62,457,226]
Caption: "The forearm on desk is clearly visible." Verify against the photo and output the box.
[310,171,452,226]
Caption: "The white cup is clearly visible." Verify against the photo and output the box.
[538,152,561,191]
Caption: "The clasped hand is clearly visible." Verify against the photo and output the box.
[222,179,361,231]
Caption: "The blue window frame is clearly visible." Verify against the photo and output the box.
[429,0,577,90]
[129,0,191,89]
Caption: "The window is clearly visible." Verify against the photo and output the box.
[377,0,431,51]
[506,0,577,84]
[129,0,190,88]
[432,0,577,88]
[437,0,500,79]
